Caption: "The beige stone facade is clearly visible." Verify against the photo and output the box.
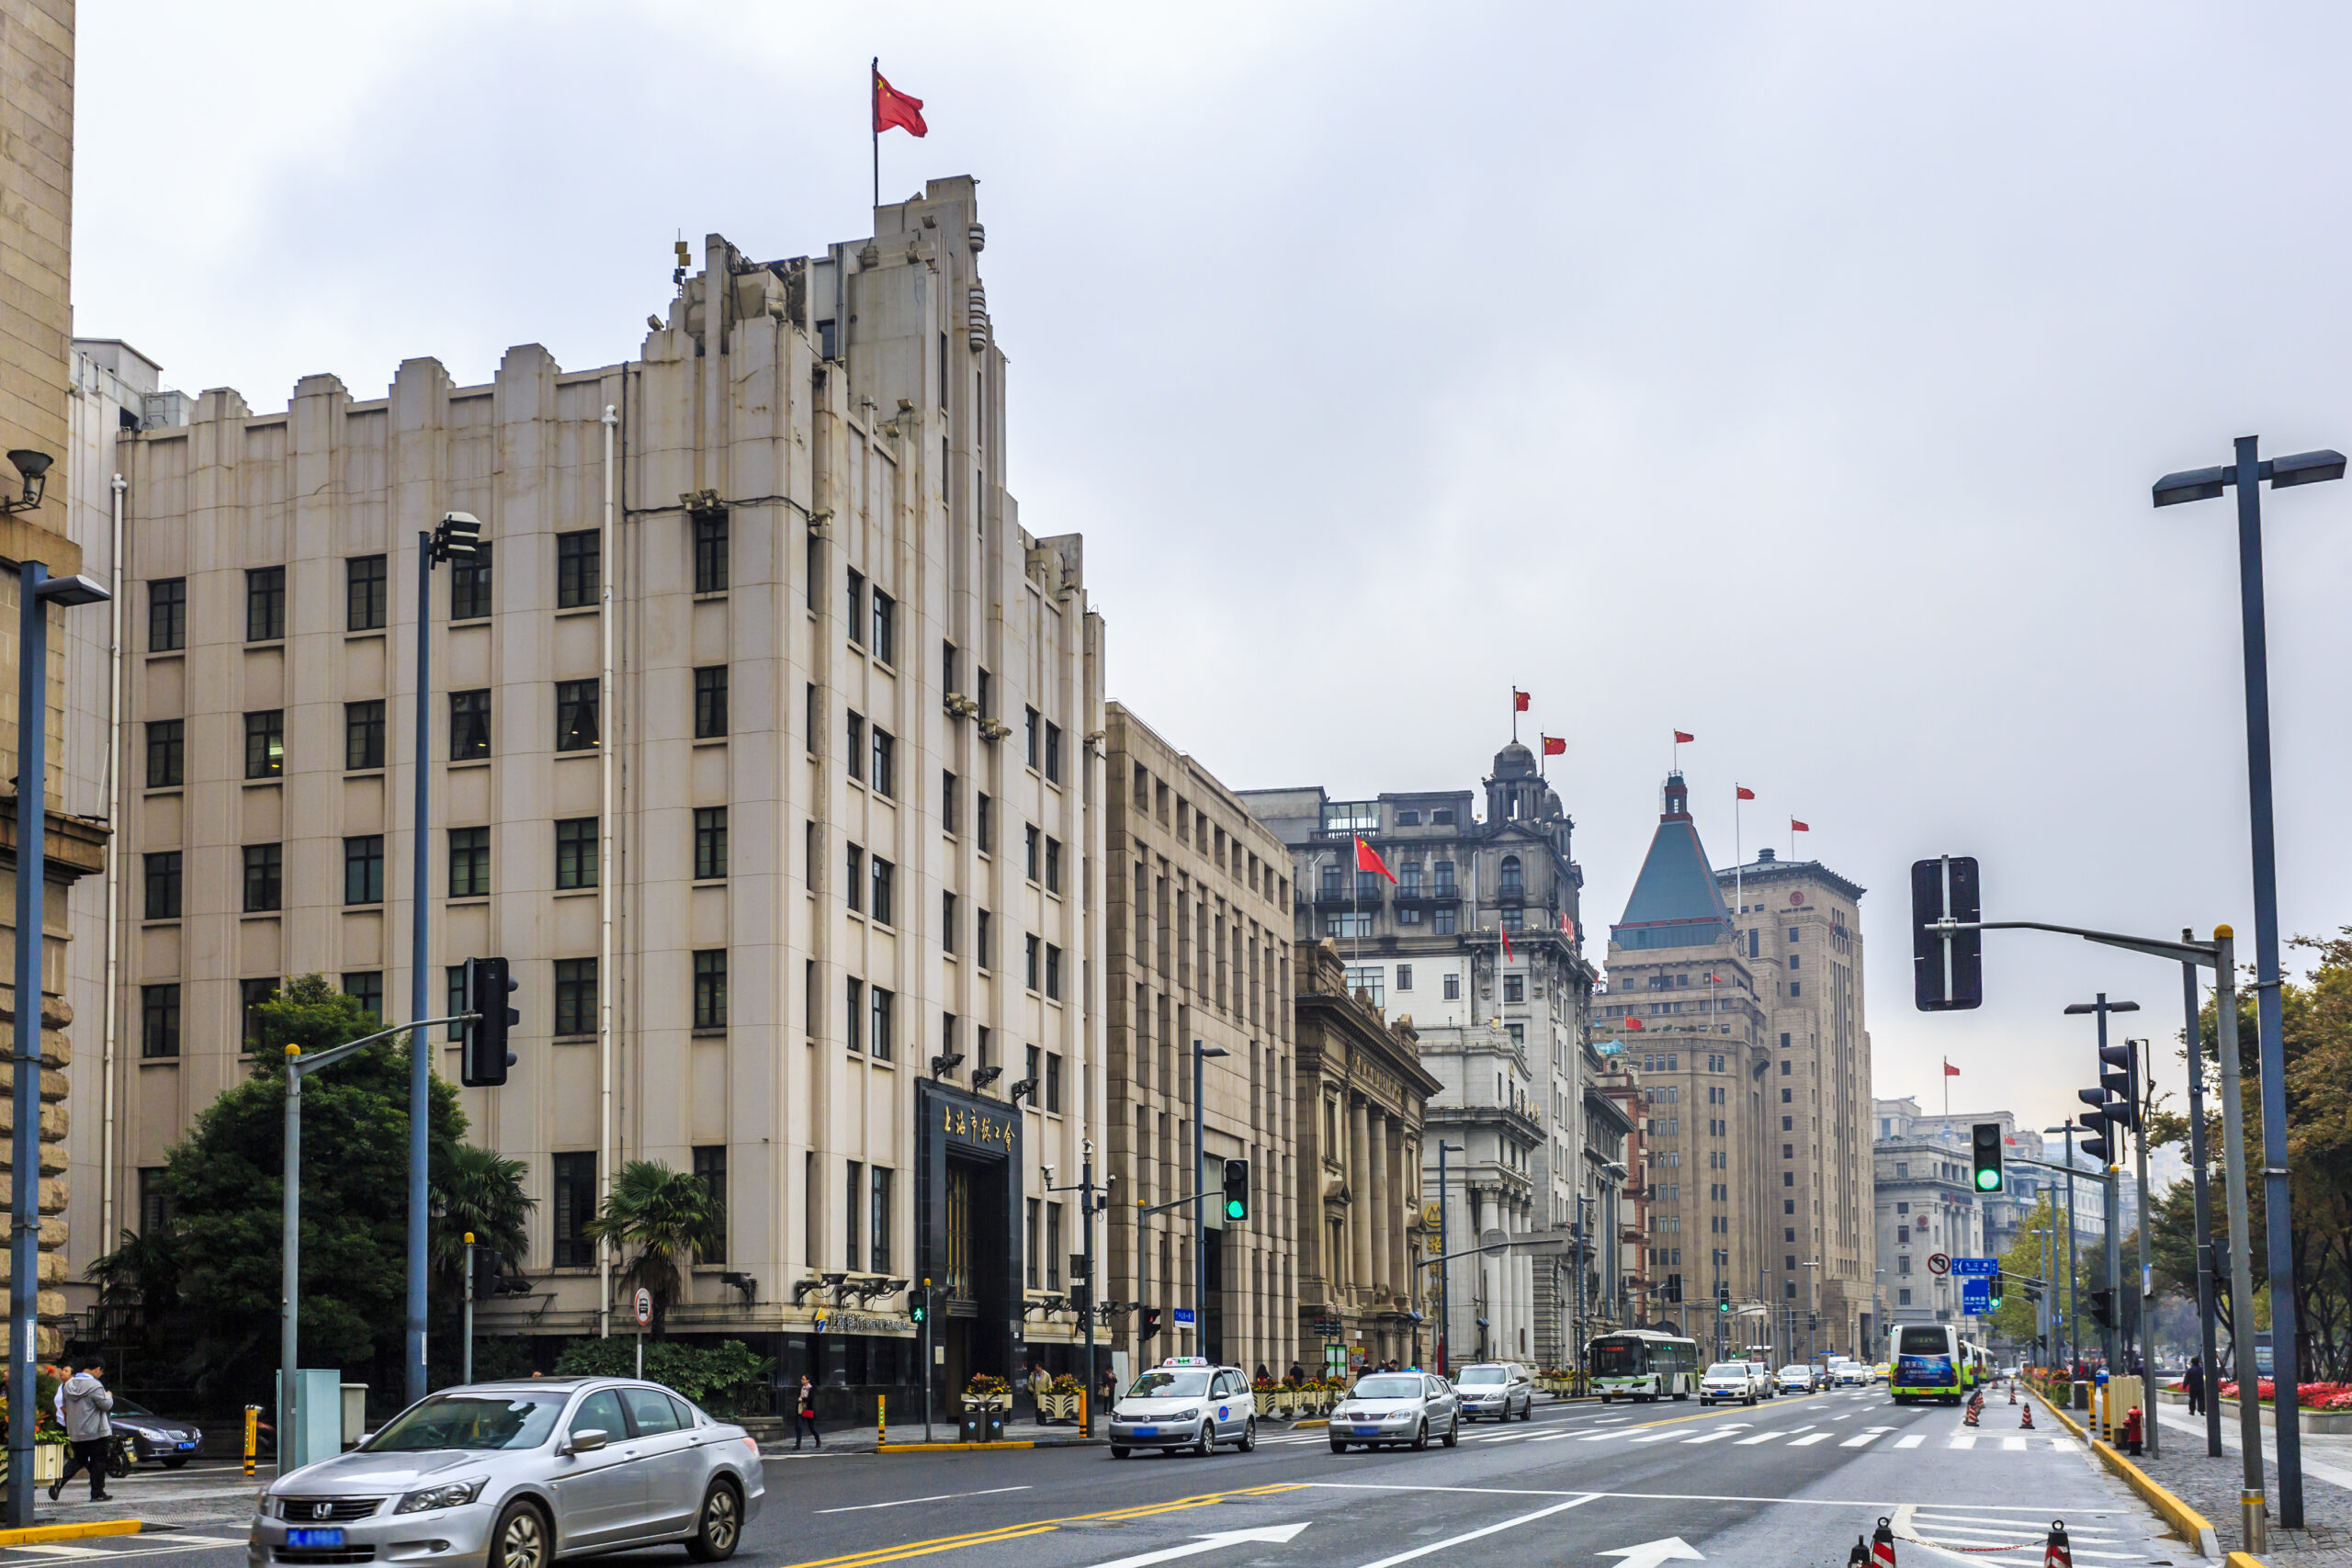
[97,181,1111,1410]
[1291,941,1441,1374]
[1102,704,1295,1377]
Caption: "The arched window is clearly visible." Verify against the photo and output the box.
[1498,855,1523,897]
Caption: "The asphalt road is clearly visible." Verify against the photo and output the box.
[6,1388,2196,1568]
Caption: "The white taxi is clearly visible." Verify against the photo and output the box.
[1108,1359,1258,1458]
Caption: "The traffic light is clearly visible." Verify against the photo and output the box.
[469,1245,501,1300]
[910,1284,928,1326]
[2087,1288,2116,1329]
[1971,1122,2004,1193]
[1069,1281,1091,1314]
[462,956,521,1087]
[2098,1041,2141,1131]
[1139,1306,1163,1342]
[1910,855,1982,1010]
[1222,1158,1250,1223]
[1988,1266,2004,1311]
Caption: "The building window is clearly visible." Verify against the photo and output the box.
[555,680,598,750]
[346,701,385,770]
[1791,982,1802,998]
[846,844,864,913]
[1025,934,1041,991]
[347,554,388,631]
[845,570,865,647]
[555,818,598,889]
[976,909,992,970]
[1046,1052,1063,1113]
[846,712,865,781]
[145,719,184,788]
[1433,907,1458,935]
[243,843,283,912]
[871,857,894,925]
[555,957,597,1036]
[148,578,186,651]
[694,513,729,594]
[694,950,728,1030]
[1396,964,1413,991]
[694,1145,727,1263]
[451,540,493,621]
[557,530,600,609]
[244,710,284,779]
[448,826,491,898]
[1499,855,1523,898]
[872,728,895,797]
[552,1152,597,1268]
[139,984,179,1059]
[1046,1202,1063,1288]
[1024,706,1042,770]
[976,793,993,853]
[1503,975,1524,1004]
[138,1168,173,1235]
[1044,722,1062,784]
[240,978,278,1051]
[1326,911,1372,938]
[345,835,385,905]
[246,567,286,641]
[1025,1199,1040,1288]
[942,770,959,836]
[450,689,492,760]
[694,667,728,739]
[1898,1288,1913,1306]
[1443,973,1460,1000]
[1025,825,1041,882]
[1045,837,1062,895]
[871,590,896,664]
[869,1167,892,1271]
[871,987,894,1061]
[846,977,864,1053]
[694,807,728,880]
[1045,943,1063,1000]
[448,965,469,1041]
[1343,965,1385,1009]
[141,852,181,919]
[343,970,383,1022]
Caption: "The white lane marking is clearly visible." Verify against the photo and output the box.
[815,1484,1033,1514]
[1475,1433,1531,1444]
[1629,1430,1684,1443]
[1838,1427,1891,1448]
[1894,1435,1923,1449]
[1733,1431,1781,1445]
[1786,1433,1833,1446]
[1351,1495,1601,1568]
[1080,1523,1312,1568]
[1528,1432,1575,1442]
[1949,1434,1976,1450]
[7,1550,110,1560]
[1682,1427,1747,1444]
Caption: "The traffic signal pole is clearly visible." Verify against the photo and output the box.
[2212,929,2268,1551]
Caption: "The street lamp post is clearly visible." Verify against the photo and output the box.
[405,513,480,1405]
[1436,1141,1464,1375]
[6,562,107,1528]
[2154,436,2344,1527]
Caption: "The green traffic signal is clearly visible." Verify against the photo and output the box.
[1974,1168,2001,1191]
[1221,1158,1250,1224]
[1970,1121,2004,1194]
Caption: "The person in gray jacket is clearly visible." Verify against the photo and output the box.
[50,1365,113,1503]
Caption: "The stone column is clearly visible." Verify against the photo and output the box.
[1368,1112,1391,1300]
[1349,1097,1373,1295]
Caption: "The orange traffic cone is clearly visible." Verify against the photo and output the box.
[2019,1403,2035,1429]
[1871,1516,1898,1567]
[1963,1401,1980,1427]
[2043,1518,2070,1567]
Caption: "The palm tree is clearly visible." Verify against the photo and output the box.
[582,1160,720,1337]
[432,1144,535,1292]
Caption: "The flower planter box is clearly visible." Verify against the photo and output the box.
[1035,1391,1081,1424]
[33,1443,60,1484]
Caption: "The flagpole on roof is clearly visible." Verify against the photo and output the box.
[870,59,879,214]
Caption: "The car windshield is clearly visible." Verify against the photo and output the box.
[1126,1371,1212,1399]
[1707,1363,1748,1377]
[1351,1376,1423,1400]
[107,1396,155,1418]
[1457,1368,1506,1385]
[365,1393,566,1452]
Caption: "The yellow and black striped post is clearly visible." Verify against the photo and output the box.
[243,1405,259,1476]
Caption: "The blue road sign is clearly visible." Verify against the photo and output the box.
[1961,1280,1991,1313]
[1951,1257,1998,1277]
[1171,1307,1196,1325]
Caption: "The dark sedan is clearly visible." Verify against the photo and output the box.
[109,1396,202,1469]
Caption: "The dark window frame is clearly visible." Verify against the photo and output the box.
[345,701,386,771]
[555,957,598,1037]
[346,554,389,631]
[145,719,184,788]
[556,530,601,610]
[555,679,599,750]
[694,666,728,739]
[245,566,286,642]
[694,807,729,881]
[694,949,728,1030]
[448,826,491,898]
[344,833,386,906]
[148,578,186,652]
[555,818,598,889]
[243,709,285,779]
[139,984,180,1059]
[693,513,729,594]
[451,689,492,760]
[243,842,283,913]
[141,851,181,920]
[450,540,494,621]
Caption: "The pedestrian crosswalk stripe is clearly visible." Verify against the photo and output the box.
[1950,1433,1977,1449]
[1788,1433,1833,1446]
[1894,1435,1923,1448]
[1839,1427,1889,1448]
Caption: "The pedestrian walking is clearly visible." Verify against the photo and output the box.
[793,1375,820,1450]
[50,1365,114,1503]
[2185,1357,2204,1416]
[1098,1366,1118,1409]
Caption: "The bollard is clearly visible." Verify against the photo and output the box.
[1847,1536,1869,1566]
[2041,1517,2070,1568]
[877,1394,887,1450]
[243,1404,260,1477]
[1869,1515,1898,1567]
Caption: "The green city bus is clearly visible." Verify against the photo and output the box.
[1889,1323,1965,1405]
[1589,1329,1701,1403]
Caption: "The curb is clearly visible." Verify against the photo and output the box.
[2036,1395,2221,1561]
[0,1521,141,1547]
[2225,1555,2268,1568]
[877,1438,1109,1453]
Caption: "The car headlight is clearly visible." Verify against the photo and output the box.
[394,1478,489,1514]
[1169,1408,1199,1422]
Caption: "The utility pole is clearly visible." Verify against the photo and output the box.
[2181,934,2223,1460]
[1191,1041,1227,1360]
[1436,1142,1463,1374]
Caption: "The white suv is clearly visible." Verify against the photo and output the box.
[1453,1362,1535,1422]
[1700,1361,1761,1406]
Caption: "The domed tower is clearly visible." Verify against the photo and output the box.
[1485,739,1549,825]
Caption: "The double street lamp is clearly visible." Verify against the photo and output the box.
[2153,436,2344,1529]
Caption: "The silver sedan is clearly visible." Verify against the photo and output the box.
[1329,1372,1461,1452]
[249,1377,765,1568]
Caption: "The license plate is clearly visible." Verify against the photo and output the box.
[287,1529,345,1549]
[1132,1427,1158,1438]
[1353,1425,1380,1436]
[175,1441,197,1450]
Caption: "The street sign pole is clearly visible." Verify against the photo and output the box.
[634,1286,651,1377]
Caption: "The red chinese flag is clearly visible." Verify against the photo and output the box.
[1624,1016,1644,1032]
[1944,1059,1962,1077]
[1513,689,1531,713]
[874,71,927,137]
[1674,730,1695,744]
[1792,818,1810,832]
[1500,925,1514,962]
[1542,735,1566,757]
[1353,835,1397,884]
[1560,913,1575,938]
[1736,785,1756,801]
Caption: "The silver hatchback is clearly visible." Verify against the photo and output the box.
[248,1378,765,1568]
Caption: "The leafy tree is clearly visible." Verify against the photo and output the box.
[582,1161,720,1338]
[90,976,530,1403]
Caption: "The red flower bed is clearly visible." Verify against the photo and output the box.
[2214,1380,2352,1408]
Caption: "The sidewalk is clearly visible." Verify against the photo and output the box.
[763,1416,1108,1454]
[2142,1406,2352,1563]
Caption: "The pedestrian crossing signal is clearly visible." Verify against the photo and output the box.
[1139,1305,1163,1341]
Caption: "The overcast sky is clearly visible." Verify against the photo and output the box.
[74,1,2352,1139]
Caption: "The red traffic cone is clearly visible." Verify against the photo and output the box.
[2043,1518,2070,1567]
[1871,1516,1898,1567]
[1963,1402,1979,1427]
[2019,1403,2035,1429]
[2009,1382,2018,1404]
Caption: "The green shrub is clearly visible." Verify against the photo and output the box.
[551,1337,773,1413]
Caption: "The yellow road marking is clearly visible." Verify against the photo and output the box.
[782,1484,1307,1568]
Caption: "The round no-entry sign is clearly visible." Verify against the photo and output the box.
[633,1286,653,1327]
[1927,1253,1951,1276]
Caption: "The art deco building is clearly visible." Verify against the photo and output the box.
[96,180,1110,1415]
[1102,704,1297,1378]
[1242,738,1620,1370]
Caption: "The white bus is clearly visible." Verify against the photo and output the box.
[1588,1329,1702,1404]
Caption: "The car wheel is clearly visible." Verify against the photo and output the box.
[1411,1419,1429,1451]
[1600,1395,1611,1404]
[489,1500,551,1568]
[685,1479,742,1562]
[1193,1422,1215,1456]
[1111,1446,1130,1459]
[162,1456,189,1470]
[1330,1439,1349,1454]
[1442,1416,1460,1448]
[1518,1398,1532,1422]
[1236,1419,1256,1453]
